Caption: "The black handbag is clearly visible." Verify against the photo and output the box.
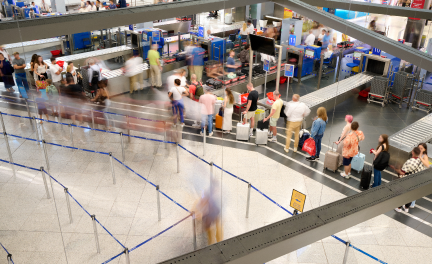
[218,107,224,117]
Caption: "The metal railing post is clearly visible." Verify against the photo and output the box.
[126,115,130,143]
[210,161,214,183]
[120,132,125,162]
[246,183,251,218]
[109,152,116,184]
[203,127,206,156]
[164,121,167,149]
[91,215,101,254]
[176,143,180,173]
[124,247,130,264]
[40,167,50,199]
[192,212,197,250]
[0,112,6,132]
[69,124,74,149]
[25,99,33,129]
[58,102,63,131]
[156,185,161,221]
[42,140,50,172]
[317,54,324,89]
[91,109,95,128]
[64,188,73,224]
[33,117,40,144]
[7,254,12,264]
[342,241,351,264]
[3,133,16,178]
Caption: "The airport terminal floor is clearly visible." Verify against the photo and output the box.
[2,1,432,264]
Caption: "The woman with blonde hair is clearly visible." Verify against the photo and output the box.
[306,107,328,161]
[239,22,248,36]
[222,88,235,133]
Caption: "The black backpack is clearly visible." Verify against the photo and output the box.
[91,70,99,85]
[373,151,390,171]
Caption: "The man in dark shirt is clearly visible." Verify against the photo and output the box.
[237,44,250,68]
[62,76,86,124]
[242,83,258,136]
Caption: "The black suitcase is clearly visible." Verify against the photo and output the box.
[257,120,269,130]
[241,68,249,76]
[206,79,215,86]
[360,165,373,190]
[213,80,223,89]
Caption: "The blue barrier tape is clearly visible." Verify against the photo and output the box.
[331,235,346,244]
[6,133,38,142]
[101,251,125,264]
[178,144,210,165]
[129,214,191,252]
[213,164,249,184]
[67,191,91,217]
[159,190,190,213]
[43,169,67,189]
[250,185,293,216]
[0,243,14,264]
[44,141,109,155]
[125,134,175,144]
[94,218,126,248]
[1,112,32,119]
[350,244,388,264]
[0,158,40,171]
[112,156,157,188]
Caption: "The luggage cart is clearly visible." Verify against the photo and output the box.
[411,76,432,114]
[368,76,390,107]
[388,71,415,109]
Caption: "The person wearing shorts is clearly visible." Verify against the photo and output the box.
[242,83,258,136]
[263,91,283,142]
[341,121,365,179]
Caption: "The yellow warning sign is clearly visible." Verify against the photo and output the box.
[290,189,306,213]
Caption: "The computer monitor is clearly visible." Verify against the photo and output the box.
[249,34,276,56]
[305,49,314,59]
[353,51,362,61]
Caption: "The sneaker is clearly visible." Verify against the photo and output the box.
[410,204,415,209]
[269,137,276,142]
[315,157,320,160]
[403,206,409,213]
[306,157,316,161]
[394,208,402,213]
[293,147,298,153]
[209,132,213,137]
[200,131,203,136]
[249,132,253,137]
[340,172,350,179]
[284,148,289,153]
[180,123,185,127]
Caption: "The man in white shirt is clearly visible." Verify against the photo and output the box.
[87,58,102,90]
[124,52,144,93]
[317,29,326,46]
[284,94,311,153]
[247,20,255,35]
[49,57,62,88]
[304,30,315,46]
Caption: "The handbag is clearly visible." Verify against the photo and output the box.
[36,77,48,90]
[302,138,316,156]
[218,107,224,117]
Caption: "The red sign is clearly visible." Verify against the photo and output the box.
[409,0,425,20]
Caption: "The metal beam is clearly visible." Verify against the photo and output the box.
[0,0,267,45]
[158,169,432,264]
[272,0,432,73]
[302,0,432,19]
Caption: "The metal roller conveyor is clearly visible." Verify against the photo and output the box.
[100,63,150,96]
[389,113,432,166]
[4,38,64,54]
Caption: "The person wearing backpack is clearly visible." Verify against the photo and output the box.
[371,134,390,187]
[46,79,60,117]
[87,58,101,92]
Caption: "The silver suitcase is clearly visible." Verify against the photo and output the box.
[213,101,222,120]
[236,114,250,141]
[255,129,268,145]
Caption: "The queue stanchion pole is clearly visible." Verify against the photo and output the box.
[203,127,206,156]
[91,215,101,254]
[342,241,351,264]
[7,254,12,264]
[209,162,214,187]
[25,99,33,128]
[120,132,125,162]
[3,132,16,178]
[124,248,130,264]
[246,183,251,218]
[0,112,6,132]
[58,102,63,131]
[164,121,167,149]
[64,188,73,224]
[109,152,116,184]
[69,124,74,150]
[42,140,50,172]
[40,167,50,199]
[33,117,40,144]
[156,185,161,221]
[192,212,197,250]
[91,109,95,128]
[176,143,180,173]
[126,115,130,143]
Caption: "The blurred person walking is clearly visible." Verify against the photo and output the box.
[189,44,205,82]
[371,134,390,187]
[148,44,162,88]
[199,88,216,136]
[306,107,328,161]
[91,79,112,130]
[168,79,189,126]
[35,91,49,124]
[341,121,365,179]
[87,58,102,92]
[222,88,235,133]
[284,94,311,153]
[262,91,283,142]
[46,79,60,116]
[124,51,144,93]
[0,53,16,92]
[167,68,187,88]
[62,76,86,125]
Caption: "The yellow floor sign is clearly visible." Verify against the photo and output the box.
[290,189,306,213]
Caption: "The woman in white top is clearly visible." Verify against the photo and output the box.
[91,2,97,11]
[34,55,48,81]
[239,23,248,36]
[85,1,92,11]
[167,68,187,88]
[222,88,235,133]
[66,62,78,84]
[168,79,189,126]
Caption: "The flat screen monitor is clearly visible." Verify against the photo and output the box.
[353,51,362,60]
[249,34,276,56]
[305,49,314,58]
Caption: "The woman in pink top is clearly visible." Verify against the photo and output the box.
[341,121,365,178]
[199,88,216,137]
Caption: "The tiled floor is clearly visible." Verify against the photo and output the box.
[0,104,432,264]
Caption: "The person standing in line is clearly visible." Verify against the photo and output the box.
[85,1,92,11]
[167,69,187,89]
[242,83,259,137]
[335,115,353,145]
[147,44,162,88]
[284,94,311,153]
[409,143,430,208]
[34,55,48,81]
[222,88,235,134]
[199,88,216,137]
[190,44,205,82]
[46,79,60,116]
[96,0,101,10]
[168,79,189,127]
[29,54,39,83]
[49,57,62,89]
[304,30,315,46]
[394,146,426,213]
[262,91,283,142]
[87,58,102,92]
[12,52,30,94]
[371,134,389,187]
[108,0,117,9]
[0,53,16,92]
[306,107,328,161]
[341,121,365,179]
[66,62,78,84]
[0,46,11,61]
[239,22,248,36]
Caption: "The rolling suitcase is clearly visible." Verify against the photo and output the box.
[214,100,223,119]
[236,114,250,141]
[351,152,365,173]
[215,114,223,130]
[255,129,268,145]
[336,141,344,167]
[324,143,340,173]
[360,165,373,190]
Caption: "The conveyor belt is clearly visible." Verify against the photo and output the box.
[102,63,149,79]
[300,73,374,109]
[4,38,63,54]
[4,38,60,49]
